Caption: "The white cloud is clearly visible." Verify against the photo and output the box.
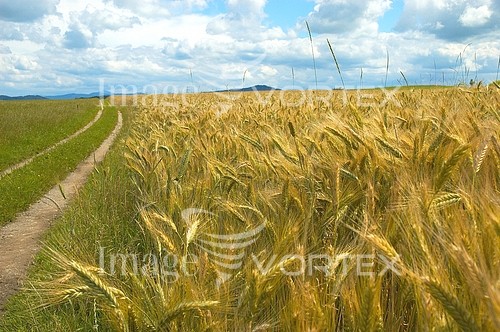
[0,0,498,96]
[64,27,95,49]
[396,0,499,41]
[0,22,24,41]
[98,14,213,48]
[105,57,164,75]
[57,0,97,17]
[0,54,40,79]
[109,0,210,17]
[13,55,40,71]
[0,44,11,54]
[228,0,266,15]
[459,5,492,27]
[304,0,392,35]
[259,65,278,76]
[1,40,44,55]
[109,0,170,17]
[0,0,58,22]
[207,0,273,40]
[78,4,141,33]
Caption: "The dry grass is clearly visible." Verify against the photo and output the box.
[24,87,500,330]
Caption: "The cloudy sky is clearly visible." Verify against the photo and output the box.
[0,0,499,95]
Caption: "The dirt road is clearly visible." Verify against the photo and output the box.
[0,111,122,313]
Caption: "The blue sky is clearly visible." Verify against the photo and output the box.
[0,0,499,95]
[378,0,403,32]
[264,1,314,29]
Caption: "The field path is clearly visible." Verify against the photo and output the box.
[0,105,103,179]
[0,111,122,313]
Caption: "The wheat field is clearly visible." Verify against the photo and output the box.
[14,87,500,331]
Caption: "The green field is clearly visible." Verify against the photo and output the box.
[0,103,118,225]
[0,99,100,172]
[0,88,499,331]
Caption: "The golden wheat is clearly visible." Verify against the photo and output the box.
[33,87,500,331]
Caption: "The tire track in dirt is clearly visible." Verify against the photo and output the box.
[0,104,104,180]
[0,111,122,313]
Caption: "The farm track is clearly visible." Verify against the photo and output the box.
[0,111,122,314]
[0,107,103,179]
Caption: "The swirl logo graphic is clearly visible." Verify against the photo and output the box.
[181,208,265,286]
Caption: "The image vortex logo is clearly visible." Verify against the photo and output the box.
[181,208,265,286]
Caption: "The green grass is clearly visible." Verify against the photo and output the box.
[0,99,100,172]
[0,107,136,331]
[0,107,118,226]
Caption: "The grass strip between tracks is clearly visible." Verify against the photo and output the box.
[0,107,118,226]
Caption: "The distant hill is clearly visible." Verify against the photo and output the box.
[45,92,108,100]
[0,95,48,101]
[217,85,281,92]
[0,92,110,101]
[0,86,279,101]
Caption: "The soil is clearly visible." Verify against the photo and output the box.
[0,111,122,314]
